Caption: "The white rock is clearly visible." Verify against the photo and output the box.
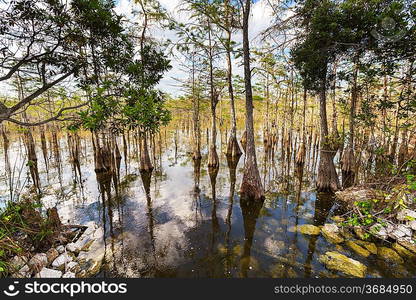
[35,267,62,278]
[66,243,77,253]
[66,262,80,273]
[52,253,73,269]
[67,234,94,253]
[321,223,344,244]
[28,253,48,271]
[398,224,412,236]
[11,265,31,278]
[9,256,27,271]
[389,224,413,239]
[397,209,416,221]
[93,227,104,240]
[78,237,93,250]
[77,251,90,262]
[62,271,75,278]
[370,224,389,239]
[409,220,416,231]
[56,245,65,254]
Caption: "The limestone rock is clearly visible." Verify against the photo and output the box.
[288,224,320,235]
[66,236,93,254]
[11,265,31,278]
[28,253,48,273]
[75,238,106,278]
[93,227,104,240]
[9,255,27,272]
[345,241,371,257]
[66,243,77,253]
[66,261,80,273]
[392,242,416,259]
[83,222,98,237]
[321,224,344,244]
[354,240,377,255]
[56,245,65,254]
[77,259,103,278]
[62,271,76,278]
[335,244,347,254]
[409,220,416,231]
[35,267,62,278]
[340,229,354,240]
[389,224,413,240]
[319,251,367,277]
[397,209,416,221]
[377,247,404,264]
[46,248,59,264]
[52,253,73,270]
[65,223,98,254]
[353,227,367,240]
[369,224,390,239]
[397,238,416,254]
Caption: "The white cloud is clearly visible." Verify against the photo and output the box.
[114,0,274,97]
[250,0,274,41]
[114,0,135,18]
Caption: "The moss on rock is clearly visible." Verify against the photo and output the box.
[319,251,367,278]
[321,224,344,244]
[345,241,371,257]
[288,224,321,235]
[377,247,404,264]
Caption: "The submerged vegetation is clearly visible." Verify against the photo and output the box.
[0,0,415,278]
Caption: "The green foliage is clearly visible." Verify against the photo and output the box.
[123,89,172,132]
[292,0,413,91]
[0,0,135,121]
[406,174,416,192]
[292,0,343,90]
[78,86,121,131]
[0,200,57,276]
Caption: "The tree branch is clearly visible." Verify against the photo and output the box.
[1,102,89,127]
[9,70,75,115]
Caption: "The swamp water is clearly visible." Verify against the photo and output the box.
[1,130,415,278]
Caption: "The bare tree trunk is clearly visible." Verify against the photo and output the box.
[191,52,202,160]
[207,21,219,169]
[225,24,242,158]
[240,0,264,201]
[341,57,359,188]
[40,127,49,171]
[140,130,153,172]
[295,87,307,177]
[316,78,340,192]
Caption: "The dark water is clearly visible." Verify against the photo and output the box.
[1,130,415,278]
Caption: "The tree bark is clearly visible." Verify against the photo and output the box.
[316,78,340,192]
[140,131,153,172]
[207,19,219,169]
[240,0,264,201]
[191,52,202,160]
[225,14,242,158]
[341,57,359,188]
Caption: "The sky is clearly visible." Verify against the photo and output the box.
[114,0,275,96]
[0,0,275,99]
